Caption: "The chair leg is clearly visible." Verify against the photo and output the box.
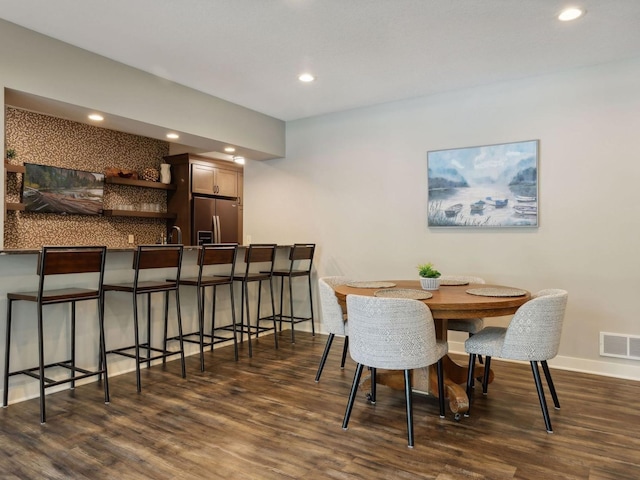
[404,369,415,448]
[278,276,285,333]
[269,277,278,349]
[465,353,476,417]
[541,360,560,409]
[133,294,142,393]
[37,304,46,424]
[98,294,110,404]
[70,302,76,389]
[174,288,186,379]
[3,300,13,408]
[243,281,252,358]
[210,285,216,352]
[342,363,364,430]
[197,285,206,372]
[288,276,295,343]
[162,291,169,366]
[436,359,445,419]
[531,361,553,433]
[229,283,239,361]
[146,293,152,369]
[369,368,377,404]
[307,274,315,336]
[482,356,492,395]
[256,280,263,339]
[315,333,335,382]
[340,336,349,369]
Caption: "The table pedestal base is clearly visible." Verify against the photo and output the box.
[359,355,493,416]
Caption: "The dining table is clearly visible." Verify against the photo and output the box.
[332,279,531,418]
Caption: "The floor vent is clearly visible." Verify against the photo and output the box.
[600,332,640,360]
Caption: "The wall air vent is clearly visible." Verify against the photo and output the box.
[600,332,640,360]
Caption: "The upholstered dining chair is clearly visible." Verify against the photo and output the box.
[342,294,448,448]
[315,276,351,382]
[441,275,486,362]
[464,289,568,433]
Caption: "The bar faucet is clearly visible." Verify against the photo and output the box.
[169,225,182,244]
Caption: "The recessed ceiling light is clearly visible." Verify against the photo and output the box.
[166,133,179,139]
[88,113,104,121]
[558,7,585,21]
[298,73,315,83]
[233,156,245,165]
[224,146,236,153]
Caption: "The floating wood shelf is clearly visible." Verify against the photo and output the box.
[103,209,177,219]
[6,202,26,211]
[105,177,176,190]
[4,163,25,174]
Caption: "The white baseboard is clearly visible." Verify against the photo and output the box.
[447,340,640,382]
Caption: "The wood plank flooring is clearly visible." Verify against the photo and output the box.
[1,331,640,479]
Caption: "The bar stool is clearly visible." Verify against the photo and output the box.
[103,244,185,392]
[269,243,315,344]
[232,244,278,358]
[175,243,239,371]
[3,245,109,423]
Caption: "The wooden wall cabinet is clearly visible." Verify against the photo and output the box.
[191,163,238,197]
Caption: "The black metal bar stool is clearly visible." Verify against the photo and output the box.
[103,244,185,392]
[3,245,109,423]
[232,244,278,358]
[269,243,315,343]
[174,243,239,371]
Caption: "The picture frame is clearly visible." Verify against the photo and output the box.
[427,140,539,228]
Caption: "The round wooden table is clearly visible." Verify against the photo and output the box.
[333,280,531,416]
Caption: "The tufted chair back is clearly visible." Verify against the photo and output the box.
[501,289,568,361]
[346,294,447,370]
[318,276,350,336]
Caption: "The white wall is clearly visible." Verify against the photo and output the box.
[245,56,640,380]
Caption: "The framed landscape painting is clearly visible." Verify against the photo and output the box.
[427,140,538,228]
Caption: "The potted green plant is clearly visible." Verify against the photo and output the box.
[417,262,441,290]
[5,148,16,161]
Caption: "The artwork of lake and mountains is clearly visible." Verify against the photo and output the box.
[427,140,538,227]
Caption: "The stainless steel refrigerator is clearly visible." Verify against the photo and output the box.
[192,196,239,245]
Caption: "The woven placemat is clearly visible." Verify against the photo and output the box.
[346,281,397,289]
[466,287,527,297]
[439,279,469,286]
[374,289,433,300]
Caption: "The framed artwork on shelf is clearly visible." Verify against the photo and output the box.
[427,139,539,228]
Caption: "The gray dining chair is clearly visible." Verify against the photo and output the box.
[464,289,568,433]
[342,294,448,448]
[315,276,351,382]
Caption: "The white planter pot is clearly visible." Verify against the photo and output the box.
[420,277,440,290]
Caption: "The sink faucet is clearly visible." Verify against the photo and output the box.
[169,225,182,244]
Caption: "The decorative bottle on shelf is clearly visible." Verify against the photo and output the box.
[160,163,171,184]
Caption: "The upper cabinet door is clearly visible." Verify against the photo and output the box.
[191,164,216,195]
[216,168,238,197]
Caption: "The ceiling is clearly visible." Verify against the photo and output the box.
[1,0,640,123]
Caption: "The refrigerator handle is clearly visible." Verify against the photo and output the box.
[212,215,221,243]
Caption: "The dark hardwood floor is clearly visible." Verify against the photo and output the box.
[1,331,639,479]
